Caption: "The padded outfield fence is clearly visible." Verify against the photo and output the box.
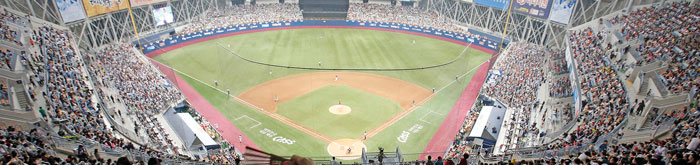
[139,20,504,57]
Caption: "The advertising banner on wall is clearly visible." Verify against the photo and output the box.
[511,0,552,19]
[474,0,509,9]
[130,0,167,6]
[82,0,130,17]
[139,20,505,55]
[549,0,576,24]
[56,0,87,23]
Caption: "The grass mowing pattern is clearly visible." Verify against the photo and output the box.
[223,28,465,69]
[154,28,492,159]
[155,28,484,93]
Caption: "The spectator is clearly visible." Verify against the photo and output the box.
[330,157,339,165]
[0,127,73,164]
[426,155,434,165]
[614,2,699,95]
[180,4,302,35]
[435,156,444,165]
[688,134,700,151]
[458,153,468,165]
[74,145,87,161]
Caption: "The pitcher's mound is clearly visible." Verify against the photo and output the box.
[329,105,351,115]
[327,139,366,160]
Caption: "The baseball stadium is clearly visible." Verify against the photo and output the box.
[0,0,698,164]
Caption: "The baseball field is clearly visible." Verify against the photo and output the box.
[151,28,491,160]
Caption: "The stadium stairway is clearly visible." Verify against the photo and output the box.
[636,74,650,96]
[618,120,674,144]
[630,92,691,130]
[0,84,40,130]
[14,89,29,110]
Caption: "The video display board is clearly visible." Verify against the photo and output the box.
[153,6,174,26]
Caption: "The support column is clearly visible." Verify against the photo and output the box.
[591,0,600,21]
[87,19,98,48]
[25,0,36,17]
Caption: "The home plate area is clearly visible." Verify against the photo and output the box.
[327,139,367,160]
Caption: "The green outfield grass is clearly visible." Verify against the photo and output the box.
[154,28,492,160]
[220,28,465,69]
[277,85,403,140]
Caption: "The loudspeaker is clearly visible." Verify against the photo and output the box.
[279,0,284,3]
[363,0,368,3]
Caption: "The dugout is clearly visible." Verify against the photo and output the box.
[163,107,220,151]
[467,105,507,149]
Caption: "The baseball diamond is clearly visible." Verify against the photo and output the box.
[5,1,697,165]
[152,28,492,159]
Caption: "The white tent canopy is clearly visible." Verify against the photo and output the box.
[177,113,218,148]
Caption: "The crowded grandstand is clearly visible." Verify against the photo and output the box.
[0,0,697,164]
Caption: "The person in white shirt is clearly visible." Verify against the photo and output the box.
[687,134,700,151]
[330,157,340,165]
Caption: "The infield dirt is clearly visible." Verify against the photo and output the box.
[237,72,433,113]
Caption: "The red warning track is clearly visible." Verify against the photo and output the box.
[150,59,260,153]
[419,62,490,160]
[144,26,496,155]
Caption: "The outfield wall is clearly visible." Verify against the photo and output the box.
[139,20,505,57]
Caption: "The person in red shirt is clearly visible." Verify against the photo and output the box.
[458,153,469,165]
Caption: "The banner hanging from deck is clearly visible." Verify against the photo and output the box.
[549,0,576,24]
[130,0,167,7]
[56,0,87,23]
[82,0,130,17]
[474,0,509,9]
[511,0,552,19]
